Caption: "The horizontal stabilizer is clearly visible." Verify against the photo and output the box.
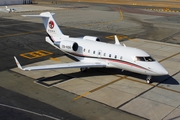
[22,12,55,18]
[22,12,64,38]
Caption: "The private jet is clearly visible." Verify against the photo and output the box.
[5,6,16,13]
[14,12,168,83]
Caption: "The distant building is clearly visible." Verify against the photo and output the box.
[0,0,32,5]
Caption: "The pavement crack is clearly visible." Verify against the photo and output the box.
[160,31,180,42]
[162,104,180,120]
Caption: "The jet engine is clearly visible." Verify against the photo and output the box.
[83,36,101,41]
[59,40,78,52]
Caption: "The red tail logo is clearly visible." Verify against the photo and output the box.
[49,20,54,29]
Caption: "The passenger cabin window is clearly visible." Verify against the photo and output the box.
[93,51,96,54]
[98,52,101,55]
[88,50,90,53]
[115,55,117,59]
[109,54,111,57]
[104,53,106,56]
[83,49,85,52]
[135,56,155,62]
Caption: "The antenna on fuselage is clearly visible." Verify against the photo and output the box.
[122,43,126,47]
[114,35,126,47]
[114,35,120,45]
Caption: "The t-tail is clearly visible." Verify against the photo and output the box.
[22,12,67,41]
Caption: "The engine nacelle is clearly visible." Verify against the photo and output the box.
[59,40,78,52]
[83,36,100,41]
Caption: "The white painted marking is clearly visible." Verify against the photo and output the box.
[34,81,52,88]
[0,103,60,120]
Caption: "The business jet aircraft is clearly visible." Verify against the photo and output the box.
[5,6,16,13]
[14,12,168,83]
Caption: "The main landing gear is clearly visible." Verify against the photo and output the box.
[146,76,151,84]
[80,68,88,72]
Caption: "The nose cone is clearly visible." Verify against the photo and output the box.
[159,67,168,75]
[155,63,169,75]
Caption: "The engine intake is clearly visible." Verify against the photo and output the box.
[83,36,100,41]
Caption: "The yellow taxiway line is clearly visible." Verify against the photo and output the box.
[0,6,124,39]
[126,71,180,95]
[74,76,127,101]
[0,30,45,38]
[159,52,180,63]
[49,57,60,61]
[0,8,124,39]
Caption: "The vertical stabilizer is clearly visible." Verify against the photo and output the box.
[22,12,64,38]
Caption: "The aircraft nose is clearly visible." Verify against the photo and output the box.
[156,64,169,75]
[160,68,168,75]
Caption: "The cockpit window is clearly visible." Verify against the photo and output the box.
[144,56,155,62]
[135,56,155,62]
[136,57,145,61]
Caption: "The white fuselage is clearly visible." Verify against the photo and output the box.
[50,36,168,76]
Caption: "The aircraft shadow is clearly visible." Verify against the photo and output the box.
[156,75,179,85]
[37,68,179,85]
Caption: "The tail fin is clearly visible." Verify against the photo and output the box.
[22,12,64,38]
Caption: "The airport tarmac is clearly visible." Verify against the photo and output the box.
[0,2,180,120]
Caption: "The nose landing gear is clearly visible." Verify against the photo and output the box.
[146,76,151,84]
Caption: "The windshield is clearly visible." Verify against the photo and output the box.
[135,56,155,62]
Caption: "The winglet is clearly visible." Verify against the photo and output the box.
[114,35,120,45]
[14,56,23,70]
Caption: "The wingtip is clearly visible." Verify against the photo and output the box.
[14,56,23,70]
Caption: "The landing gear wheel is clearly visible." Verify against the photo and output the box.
[146,76,151,84]
[146,80,150,84]
[80,68,87,72]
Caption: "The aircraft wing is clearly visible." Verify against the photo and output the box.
[14,56,106,71]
